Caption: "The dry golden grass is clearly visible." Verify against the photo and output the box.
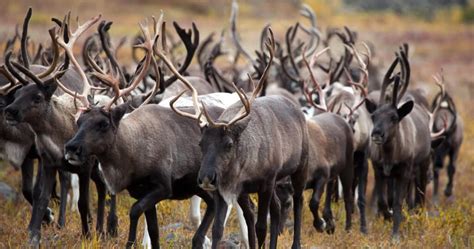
[0,0,473,248]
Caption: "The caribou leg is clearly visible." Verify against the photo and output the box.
[374,165,392,220]
[20,155,35,205]
[354,151,368,234]
[31,159,55,224]
[291,168,307,249]
[91,165,106,235]
[392,172,409,241]
[144,206,159,249]
[238,193,256,249]
[192,191,215,249]
[340,166,354,231]
[126,188,168,249]
[309,175,327,233]
[78,168,92,238]
[28,166,56,246]
[211,192,228,249]
[190,196,202,228]
[57,170,70,228]
[269,189,281,249]
[445,149,459,197]
[322,179,336,234]
[415,159,430,207]
[107,193,118,237]
[255,181,275,249]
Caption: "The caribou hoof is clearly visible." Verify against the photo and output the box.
[107,214,118,237]
[28,232,41,248]
[444,187,453,197]
[360,225,368,235]
[314,218,326,233]
[42,208,55,225]
[391,233,401,244]
[382,209,393,221]
[325,219,335,234]
[203,236,212,249]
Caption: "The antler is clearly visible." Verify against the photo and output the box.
[430,70,457,136]
[100,15,160,111]
[97,21,127,89]
[230,0,254,64]
[379,55,399,105]
[343,42,370,114]
[430,113,448,138]
[396,44,410,103]
[0,65,22,94]
[55,13,102,109]
[203,28,275,127]
[294,4,321,63]
[302,47,330,112]
[20,7,32,69]
[168,27,275,128]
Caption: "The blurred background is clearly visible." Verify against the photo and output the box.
[0,0,472,248]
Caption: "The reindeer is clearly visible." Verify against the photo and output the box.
[276,48,355,235]
[430,73,463,204]
[64,16,221,249]
[322,43,372,233]
[364,46,432,240]
[3,13,118,245]
[0,72,60,223]
[0,8,83,227]
[171,29,309,249]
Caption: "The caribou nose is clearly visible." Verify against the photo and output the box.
[371,129,385,144]
[65,142,81,155]
[198,173,217,191]
[4,107,20,124]
[4,107,18,119]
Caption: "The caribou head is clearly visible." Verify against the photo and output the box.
[365,47,412,145]
[4,14,102,126]
[64,16,159,166]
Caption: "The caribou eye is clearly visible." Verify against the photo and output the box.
[391,115,398,122]
[99,121,110,130]
[224,139,234,150]
[33,94,42,103]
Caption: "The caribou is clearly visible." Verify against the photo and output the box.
[365,46,432,240]
[276,48,355,234]
[430,73,464,204]
[171,29,309,249]
[3,13,118,244]
[64,16,223,249]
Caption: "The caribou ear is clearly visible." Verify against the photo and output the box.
[229,116,251,138]
[365,98,377,114]
[41,81,58,100]
[111,103,128,127]
[397,100,414,120]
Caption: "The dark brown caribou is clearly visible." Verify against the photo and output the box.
[277,48,355,235]
[430,73,463,204]
[171,29,309,249]
[64,17,218,249]
[3,13,118,245]
[365,46,432,240]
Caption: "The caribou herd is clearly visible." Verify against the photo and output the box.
[0,2,464,249]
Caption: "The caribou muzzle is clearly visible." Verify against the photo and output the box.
[371,129,385,145]
[198,172,217,191]
[64,141,86,166]
[4,106,21,125]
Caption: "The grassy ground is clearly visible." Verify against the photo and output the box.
[0,0,473,248]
